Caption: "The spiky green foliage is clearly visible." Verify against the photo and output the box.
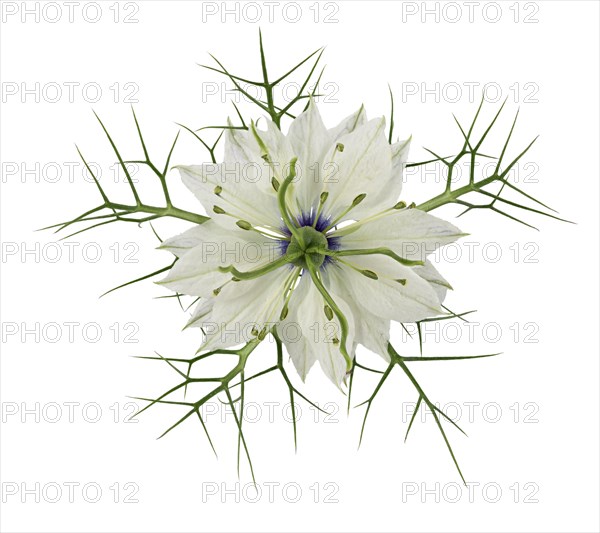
[130,329,329,482]
[353,344,499,484]
[200,30,324,128]
[411,98,572,229]
[42,109,209,242]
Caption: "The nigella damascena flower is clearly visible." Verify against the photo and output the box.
[158,100,464,386]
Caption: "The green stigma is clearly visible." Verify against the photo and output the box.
[285,226,329,269]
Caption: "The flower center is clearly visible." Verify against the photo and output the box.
[285,225,329,269]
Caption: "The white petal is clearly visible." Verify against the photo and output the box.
[387,136,412,200]
[413,259,453,303]
[158,223,209,258]
[224,123,258,166]
[329,255,443,324]
[328,269,390,361]
[185,298,214,329]
[335,136,411,220]
[261,121,297,180]
[328,105,367,140]
[320,117,392,221]
[337,208,464,261]
[251,121,297,185]
[391,137,411,180]
[280,274,354,387]
[286,99,333,212]
[158,220,281,298]
[278,275,317,381]
[200,266,293,350]
[224,120,294,187]
[175,164,281,231]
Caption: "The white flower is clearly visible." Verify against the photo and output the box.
[158,101,464,387]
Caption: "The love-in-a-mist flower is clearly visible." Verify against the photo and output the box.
[158,100,464,386]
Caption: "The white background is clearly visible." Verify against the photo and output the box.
[1,1,599,532]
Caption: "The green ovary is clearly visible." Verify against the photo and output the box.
[285,226,329,269]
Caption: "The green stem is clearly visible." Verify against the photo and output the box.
[311,194,327,228]
[277,158,301,241]
[105,201,208,225]
[305,257,352,372]
[322,204,355,233]
[219,254,296,280]
[387,342,466,484]
[329,247,424,267]
[417,176,496,212]
[327,207,394,238]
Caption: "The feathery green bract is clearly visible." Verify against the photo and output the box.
[412,97,572,229]
[130,329,330,481]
